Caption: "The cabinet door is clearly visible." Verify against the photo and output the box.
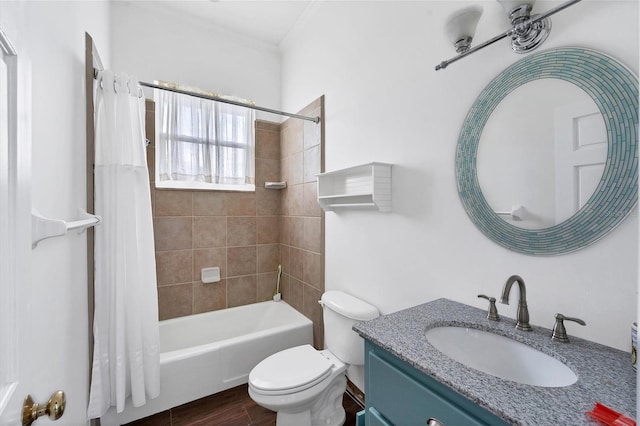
[367,407,393,426]
[367,350,507,426]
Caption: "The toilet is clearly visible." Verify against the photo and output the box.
[248,291,379,426]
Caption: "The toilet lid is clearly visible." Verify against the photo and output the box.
[249,344,333,394]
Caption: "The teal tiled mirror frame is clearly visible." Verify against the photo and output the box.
[456,48,638,255]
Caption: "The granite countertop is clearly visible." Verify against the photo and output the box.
[353,298,636,425]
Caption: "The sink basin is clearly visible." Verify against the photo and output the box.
[425,327,577,387]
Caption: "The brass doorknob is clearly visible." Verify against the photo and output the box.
[22,391,65,426]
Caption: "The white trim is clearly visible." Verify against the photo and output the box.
[0,24,30,424]
[155,180,255,192]
[0,32,18,417]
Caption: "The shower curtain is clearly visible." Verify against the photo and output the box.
[88,70,160,418]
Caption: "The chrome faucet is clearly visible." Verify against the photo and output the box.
[500,275,532,331]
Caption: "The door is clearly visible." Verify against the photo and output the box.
[0,25,35,425]
[554,101,607,224]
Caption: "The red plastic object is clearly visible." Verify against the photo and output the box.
[587,402,636,426]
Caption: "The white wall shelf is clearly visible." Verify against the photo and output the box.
[317,162,392,212]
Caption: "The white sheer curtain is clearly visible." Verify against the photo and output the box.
[88,70,160,418]
[155,88,255,190]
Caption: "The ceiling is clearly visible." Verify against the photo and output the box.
[146,1,312,46]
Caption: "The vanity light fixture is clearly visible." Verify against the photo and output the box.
[435,0,582,71]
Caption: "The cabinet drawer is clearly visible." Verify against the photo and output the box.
[368,350,506,426]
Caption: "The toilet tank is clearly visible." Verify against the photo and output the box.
[320,291,379,366]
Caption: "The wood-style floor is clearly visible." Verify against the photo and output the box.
[125,384,363,426]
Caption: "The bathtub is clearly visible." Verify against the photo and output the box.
[101,300,313,425]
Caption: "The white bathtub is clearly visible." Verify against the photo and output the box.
[101,300,313,425]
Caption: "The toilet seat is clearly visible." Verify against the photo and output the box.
[249,345,334,396]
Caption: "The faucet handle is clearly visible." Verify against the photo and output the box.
[551,313,586,343]
[477,294,500,321]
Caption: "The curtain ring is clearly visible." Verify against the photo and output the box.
[113,79,118,93]
[126,80,132,95]
[138,86,144,99]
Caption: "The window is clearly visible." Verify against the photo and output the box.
[155,87,255,191]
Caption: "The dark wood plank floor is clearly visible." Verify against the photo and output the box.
[125,384,363,426]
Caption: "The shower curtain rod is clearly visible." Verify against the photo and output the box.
[139,81,320,124]
[93,68,320,123]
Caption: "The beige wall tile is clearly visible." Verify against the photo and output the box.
[256,128,280,160]
[155,190,193,216]
[280,216,291,245]
[285,276,304,313]
[154,217,192,251]
[255,120,280,132]
[303,217,323,253]
[158,283,193,320]
[279,272,290,301]
[193,280,226,314]
[147,147,155,183]
[150,182,155,212]
[281,119,303,157]
[313,322,324,351]
[303,182,322,217]
[227,192,256,216]
[290,247,304,281]
[257,272,278,302]
[288,152,303,185]
[290,216,304,248]
[156,250,193,286]
[256,158,280,187]
[298,97,323,117]
[145,100,155,148]
[257,216,279,244]
[257,244,280,273]
[227,275,257,307]
[193,216,226,248]
[280,157,290,187]
[288,184,304,217]
[193,248,226,281]
[227,246,257,277]
[303,251,324,291]
[256,188,280,216]
[303,145,321,184]
[303,109,322,151]
[193,192,227,216]
[303,284,323,349]
[280,244,290,275]
[227,217,256,246]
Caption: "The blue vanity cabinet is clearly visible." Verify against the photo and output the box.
[364,340,509,426]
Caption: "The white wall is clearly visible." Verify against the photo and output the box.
[109,2,281,119]
[0,1,110,424]
[281,0,639,351]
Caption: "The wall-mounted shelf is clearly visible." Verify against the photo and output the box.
[31,208,101,248]
[317,162,392,212]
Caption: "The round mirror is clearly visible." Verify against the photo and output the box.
[477,78,606,229]
[456,48,638,255]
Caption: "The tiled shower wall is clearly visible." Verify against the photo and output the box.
[279,97,325,349]
[145,97,325,348]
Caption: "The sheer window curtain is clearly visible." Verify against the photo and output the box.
[88,70,160,418]
[155,88,255,190]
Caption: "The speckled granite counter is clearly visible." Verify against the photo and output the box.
[353,298,636,425]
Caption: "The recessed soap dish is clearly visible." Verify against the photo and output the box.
[264,181,287,190]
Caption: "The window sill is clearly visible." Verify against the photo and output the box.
[155,180,255,192]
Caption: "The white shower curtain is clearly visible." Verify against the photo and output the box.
[88,70,160,419]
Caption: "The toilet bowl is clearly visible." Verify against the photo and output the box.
[248,291,379,426]
[249,345,347,426]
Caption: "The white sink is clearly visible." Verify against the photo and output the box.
[425,326,577,387]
